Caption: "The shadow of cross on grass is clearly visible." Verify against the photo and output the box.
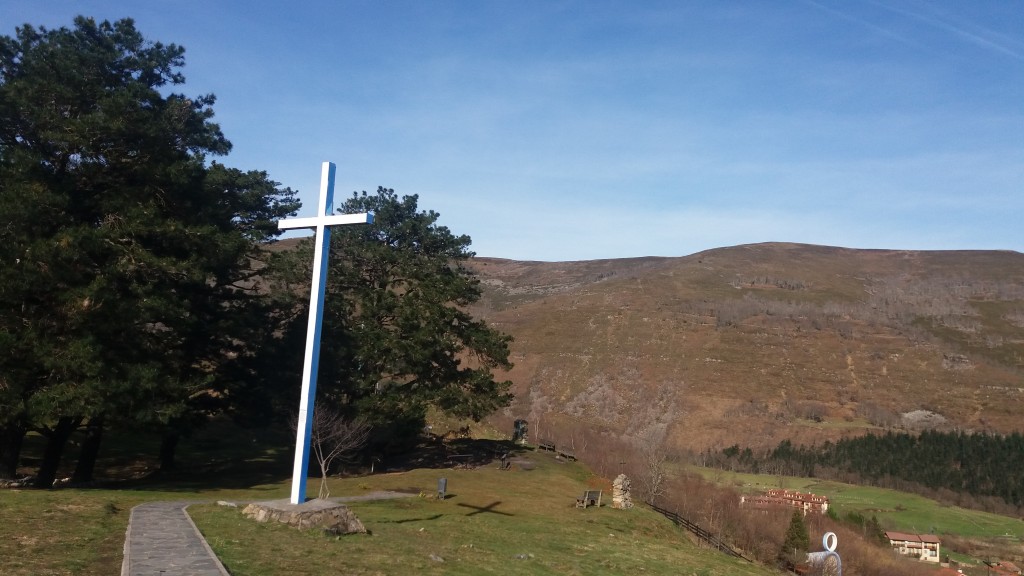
[457,501,514,517]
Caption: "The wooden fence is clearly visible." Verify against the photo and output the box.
[649,503,751,562]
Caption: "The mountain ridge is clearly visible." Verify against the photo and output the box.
[466,242,1024,453]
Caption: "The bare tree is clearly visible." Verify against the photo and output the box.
[568,425,589,457]
[292,407,370,499]
[636,426,669,505]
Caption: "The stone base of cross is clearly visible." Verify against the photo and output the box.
[278,162,372,504]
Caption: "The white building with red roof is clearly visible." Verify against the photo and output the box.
[885,531,941,563]
[740,489,830,515]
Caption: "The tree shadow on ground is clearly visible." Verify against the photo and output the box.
[19,433,531,495]
[380,437,528,473]
[114,457,293,493]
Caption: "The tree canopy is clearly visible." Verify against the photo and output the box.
[0,15,513,482]
[0,16,299,483]
[273,187,514,450]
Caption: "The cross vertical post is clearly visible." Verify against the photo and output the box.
[278,161,372,504]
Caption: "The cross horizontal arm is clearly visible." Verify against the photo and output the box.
[278,212,374,231]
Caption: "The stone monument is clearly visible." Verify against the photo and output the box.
[612,474,633,509]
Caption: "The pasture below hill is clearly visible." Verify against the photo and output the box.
[189,451,778,575]
[2,423,778,576]
[691,466,1024,567]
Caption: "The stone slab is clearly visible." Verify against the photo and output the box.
[242,498,367,535]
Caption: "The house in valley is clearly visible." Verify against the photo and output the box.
[740,489,829,515]
[885,531,941,563]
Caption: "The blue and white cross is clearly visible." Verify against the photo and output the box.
[278,162,372,504]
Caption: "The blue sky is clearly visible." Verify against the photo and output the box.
[4,1,1022,261]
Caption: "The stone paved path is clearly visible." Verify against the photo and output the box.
[122,492,415,575]
[122,501,228,576]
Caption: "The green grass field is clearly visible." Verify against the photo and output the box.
[189,454,778,576]
[0,484,272,575]
[1,428,780,576]
[2,424,285,575]
[690,466,1024,541]
[9,419,1024,576]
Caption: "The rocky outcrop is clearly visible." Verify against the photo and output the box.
[242,498,366,535]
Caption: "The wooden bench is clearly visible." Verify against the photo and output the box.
[557,447,576,461]
[575,489,603,508]
[446,454,473,469]
[537,439,556,452]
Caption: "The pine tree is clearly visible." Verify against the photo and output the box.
[0,17,298,484]
[779,509,811,569]
[278,187,513,451]
[867,514,888,546]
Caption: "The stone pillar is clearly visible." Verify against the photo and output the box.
[612,474,633,509]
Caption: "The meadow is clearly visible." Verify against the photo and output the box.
[691,466,1024,540]
[190,455,778,576]
[1,427,778,576]
[7,419,1024,575]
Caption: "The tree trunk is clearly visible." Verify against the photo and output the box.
[159,431,179,472]
[34,417,79,488]
[71,416,104,484]
[0,423,26,480]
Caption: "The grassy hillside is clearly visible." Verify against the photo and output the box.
[690,466,1024,540]
[190,451,779,575]
[5,417,1020,575]
[1,423,777,576]
[468,243,1024,452]
[687,465,1024,571]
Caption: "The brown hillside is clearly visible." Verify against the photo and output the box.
[466,243,1024,452]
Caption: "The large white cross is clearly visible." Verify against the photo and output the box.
[278,161,372,504]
